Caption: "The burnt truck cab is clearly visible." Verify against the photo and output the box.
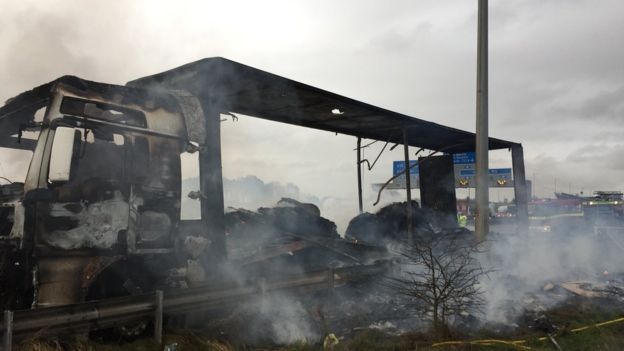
[0,76,209,308]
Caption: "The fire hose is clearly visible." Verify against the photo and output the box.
[431,316,624,350]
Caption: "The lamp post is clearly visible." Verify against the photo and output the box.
[475,0,489,241]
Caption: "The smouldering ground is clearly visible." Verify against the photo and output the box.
[16,298,624,351]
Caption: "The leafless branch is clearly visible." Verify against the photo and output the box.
[385,231,490,334]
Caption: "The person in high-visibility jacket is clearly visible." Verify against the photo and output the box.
[458,213,468,227]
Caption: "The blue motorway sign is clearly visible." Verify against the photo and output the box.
[395,152,475,172]
[452,152,476,165]
[489,168,512,175]
[459,169,476,177]
[393,160,419,175]
[391,155,513,188]
[458,168,512,178]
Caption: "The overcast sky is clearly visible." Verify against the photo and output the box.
[1,0,623,225]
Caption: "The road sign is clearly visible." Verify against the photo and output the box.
[452,152,476,164]
[390,154,513,189]
[455,167,513,188]
[392,160,418,175]
[392,161,419,188]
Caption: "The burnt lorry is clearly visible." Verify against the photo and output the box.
[0,76,220,309]
[0,72,388,311]
[0,57,527,312]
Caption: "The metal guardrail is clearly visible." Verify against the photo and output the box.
[2,291,164,351]
[0,262,388,351]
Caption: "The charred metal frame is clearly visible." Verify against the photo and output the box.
[512,144,529,230]
[128,57,528,244]
[403,128,413,245]
[0,58,531,320]
[356,138,363,213]
[198,106,226,263]
[0,60,528,295]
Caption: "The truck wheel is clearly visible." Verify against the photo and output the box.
[85,259,156,341]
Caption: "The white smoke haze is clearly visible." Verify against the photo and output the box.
[208,291,321,345]
[252,293,321,344]
[183,174,409,233]
[191,171,624,336]
[479,229,624,325]
[0,149,32,183]
[373,227,624,336]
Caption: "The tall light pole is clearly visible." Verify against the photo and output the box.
[475,0,489,241]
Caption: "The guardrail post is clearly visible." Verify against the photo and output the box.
[154,290,163,345]
[4,310,13,351]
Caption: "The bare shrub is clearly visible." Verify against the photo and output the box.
[387,232,489,335]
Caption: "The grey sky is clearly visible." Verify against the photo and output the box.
[1,0,623,225]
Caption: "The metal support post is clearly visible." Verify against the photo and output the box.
[154,290,163,345]
[475,0,489,241]
[4,310,13,351]
[356,138,363,213]
[198,106,226,263]
[512,145,529,233]
[403,128,413,246]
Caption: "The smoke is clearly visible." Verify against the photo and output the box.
[479,228,624,325]
[244,293,321,344]
[181,175,342,345]
[182,174,407,233]
[344,199,624,333]
[190,262,322,345]
[223,175,314,211]
[182,174,317,218]
[0,148,32,183]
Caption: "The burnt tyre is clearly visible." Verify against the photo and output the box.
[85,258,160,341]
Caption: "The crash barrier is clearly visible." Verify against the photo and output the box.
[431,316,624,350]
[1,290,163,351]
[0,262,387,351]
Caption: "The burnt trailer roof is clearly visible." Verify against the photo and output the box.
[128,57,518,153]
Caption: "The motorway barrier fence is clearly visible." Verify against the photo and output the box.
[0,262,388,351]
